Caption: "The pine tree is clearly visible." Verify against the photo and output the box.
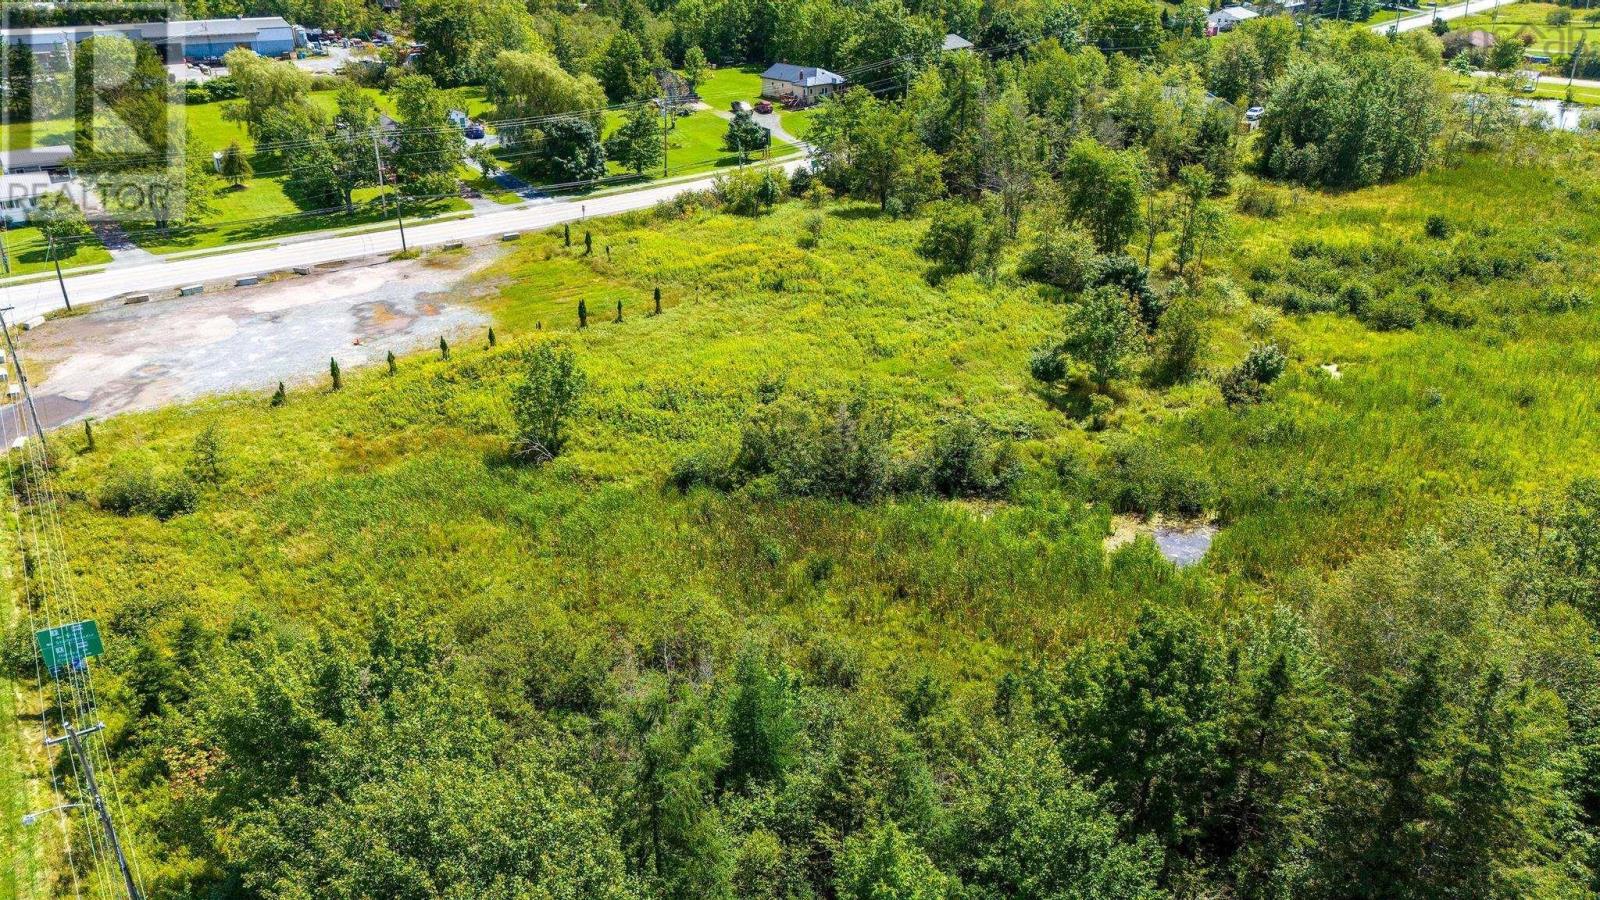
[654,286,662,315]
[440,337,450,360]
[83,419,94,452]
[387,350,397,375]
[585,231,593,256]
[271,381,286,407]
[564,223,571,246]
[579,299,588,328]
[488,327,497,348]
[614,300,623,323]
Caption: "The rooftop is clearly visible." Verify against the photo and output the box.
[761,63,846,88]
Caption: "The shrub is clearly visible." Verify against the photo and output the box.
[920,418,1021,499]
[1548,8,1572,25]
[1152,297,1209,385]
[1362,291,1423,330]
[1029,345,1068,384]
[1424,214,1453,239]
[184,424,225,486]
[510,344,587,463]
[1019,225,1098,292]
[1058,286,1146,389]
[788,165,814,197]
[919,202,998,275]
[713,168,779,216]
[1336,281,1374,314]
[730,393,896,502]
[1100,439,1217,516]
[99,468,197,520]
[1234,181,1285,218]
[1219,342,1287,406]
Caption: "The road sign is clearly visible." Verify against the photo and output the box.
[35,620,103,672]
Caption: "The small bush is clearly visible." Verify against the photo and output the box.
[510,344,587,463]
[1100,439,1217,516]
[1548,8,1572,25]
[1235,181,1285,218]
[1029,345,1068,383]
[1336,281,1374,314]
[919,202,999,275]
[1362,292,1423,331]
[99,469,197,520]
[1019,225,1098,292]
[1424,214,1453,239]
[919,418,1021,499]
[1152,297,1209,385]
[1219,343,1287,406]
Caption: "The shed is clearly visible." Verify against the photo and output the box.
[941,33,974,52]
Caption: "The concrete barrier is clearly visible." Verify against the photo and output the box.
[235,275,260,287]
[293,265,313,276]
[123,293,150,305]
[20,316,45,330]
[179,284,204,296]
[443,241,464,250]
[500,232,520,242]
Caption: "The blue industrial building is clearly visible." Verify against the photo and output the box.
[1,16,296,61]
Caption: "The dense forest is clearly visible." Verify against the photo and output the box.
[5,0,1600,896]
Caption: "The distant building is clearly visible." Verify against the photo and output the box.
[0,16,296,62]
[941,33,974,52]
[759,63,846,104]
[1206,6,1259,32]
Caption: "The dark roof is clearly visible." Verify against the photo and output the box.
[760,63,845,88]
[941,33,973,51]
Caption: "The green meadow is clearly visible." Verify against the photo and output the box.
[6,136,1600,895]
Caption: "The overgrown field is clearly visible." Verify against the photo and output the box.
[7,140,1600,897]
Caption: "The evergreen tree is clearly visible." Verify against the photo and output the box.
[219,140,252,188]
[330,357,342,390]
[606,102,665,175]
[721,647,798,791]
[387,350,397,375]
[440,337,450,360]
[599,31,654,102]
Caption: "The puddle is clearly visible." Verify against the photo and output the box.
[1106,514,1217,568]
[1152,523,1217,568]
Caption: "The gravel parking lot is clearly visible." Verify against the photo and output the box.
[3,249,502,440]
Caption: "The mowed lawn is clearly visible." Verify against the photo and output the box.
[1,225,112,277]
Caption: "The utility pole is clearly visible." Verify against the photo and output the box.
[0,220,11,275]
[46,722,141,900]
[372,129,407,253]
[46,235,70,311]
[1568,36,1585,104]
[0,307,51,452]
[661,95,670,178]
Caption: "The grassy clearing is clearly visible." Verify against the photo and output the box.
[1452,2,1600,53]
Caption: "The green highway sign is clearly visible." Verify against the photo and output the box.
[34,620,103,672]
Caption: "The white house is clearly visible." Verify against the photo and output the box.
[759,63,846,104]
[0,171,68,225]
[1206,6,1259,32]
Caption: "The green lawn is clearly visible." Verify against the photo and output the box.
[692,65,765,110]
[0,225,112,277]
[1451,2,1600,53]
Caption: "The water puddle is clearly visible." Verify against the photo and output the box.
[1106,515,1217,568]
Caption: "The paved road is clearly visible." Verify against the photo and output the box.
[0,159,805,323]
[1376,0,1505,33]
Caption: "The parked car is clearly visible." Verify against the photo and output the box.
[1245,105,1265,122]
[731,100,749,114]
[755,100,773,114]
[465,123,485,139]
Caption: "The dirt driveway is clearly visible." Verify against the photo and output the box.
[4,250,503,440]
